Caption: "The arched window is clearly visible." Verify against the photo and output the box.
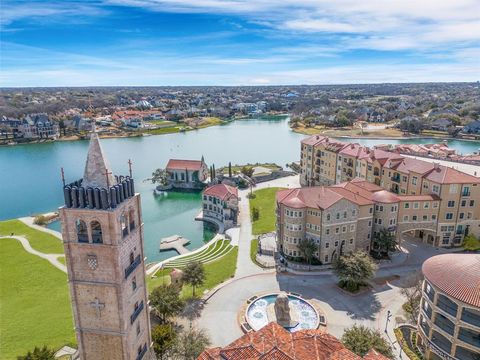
[120,214,128,237]
[129,209,135,231]
[91,221,103,244]
[76,219,88,243]
[129,252,135,264]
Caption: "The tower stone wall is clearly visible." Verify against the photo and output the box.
[60,129,151,360]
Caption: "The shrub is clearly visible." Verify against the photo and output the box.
[33,215,48,226]
[251,207,260,221]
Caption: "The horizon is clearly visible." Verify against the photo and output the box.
[1,0,480,87]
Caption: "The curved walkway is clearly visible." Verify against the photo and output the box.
[19,216,63,240]
[0,235,66,273]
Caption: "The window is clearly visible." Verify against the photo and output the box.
[325,255,329,263]
[336,213,340,220]
[76,219,88,243]
[350,224,355,232]
[404,203,410,209]
[470,200,475,207]
[447,200,455,207]
[136,323,141,336]
[326,214,331,221]
[326,229,330,235]
[446,213,453,220]
[449,184,458,194]
[325,243,329,248]
[432,184,440,194]
[424,202,429,209]
[129,209,135,230]
[342,226,346,233]
[461,200,466,207]
[120,214,128,237]
[412,176,417,185]
[413,202,419,209]
[335,227,339,234]
[335,241,339,247]
[129,252,135,265]
[431,214,437,221]
[91,221,103,244]
[459,213,464,219]
[343,211,347,218]
[412,215,417,221]
[132,276,137,291]
[378,219,383,225]
[403,215,409,222]
[423,215,428,221]
[350,239,353,244]
[369,207,373,214]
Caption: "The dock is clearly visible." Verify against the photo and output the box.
[160,235,191,255]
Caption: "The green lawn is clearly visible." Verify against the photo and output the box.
[249,187,284,235]
[0,219,63,254]
[147,247,238,299]
[0,238,75,359]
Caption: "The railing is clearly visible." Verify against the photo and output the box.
[136,343,147,360]
[424,335,457,360]
[130,301,144,324]
[125,255,141,279]
[391,176,401,183]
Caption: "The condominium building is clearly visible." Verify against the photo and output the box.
[299,135,480,247]
[276,178,474,264]
[417,254,480,360]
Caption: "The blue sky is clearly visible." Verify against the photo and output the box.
[1,0,479,86]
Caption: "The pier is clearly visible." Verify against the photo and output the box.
[159,235,191,255]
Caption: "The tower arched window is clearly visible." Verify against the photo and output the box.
[129,209,135,231]
[91,221,103,244]
[120,214,128,237]
[76,220,88,243]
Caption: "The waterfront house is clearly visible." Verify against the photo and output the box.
[202,184,239,231]
[165,158,208,190]
[19,113,59,139]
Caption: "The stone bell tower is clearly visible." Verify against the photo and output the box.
[59,126,151,360]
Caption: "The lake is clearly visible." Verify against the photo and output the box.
[1,116,479,261]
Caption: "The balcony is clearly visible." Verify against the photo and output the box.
[125,255,141,279]
[462,190,471,197]
[391,175,401,183]
[130,301,144,324]
[136,344,147,360]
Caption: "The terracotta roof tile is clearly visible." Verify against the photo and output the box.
[204,184,238,200]
[199,322,385,360]
[422,254,480,308]
[166,159,204,171]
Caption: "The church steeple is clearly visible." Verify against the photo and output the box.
[82,122,114,188]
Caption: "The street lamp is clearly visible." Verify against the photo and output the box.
[384,310,392,333]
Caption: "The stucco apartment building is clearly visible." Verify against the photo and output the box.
[417,254,480,360]
[276,178,472,264]
[202,184,239,231]
[299,135,480,248]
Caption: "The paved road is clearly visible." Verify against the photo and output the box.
[0,235,66,273]
[197,233,453,359]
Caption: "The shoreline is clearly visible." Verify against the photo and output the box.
[0,113,289,148]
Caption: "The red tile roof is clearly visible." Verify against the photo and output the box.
[422,254,480,308]
[166,159,204,171]
[203,184,238,200]
[199,322,389,360]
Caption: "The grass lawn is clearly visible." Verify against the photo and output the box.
[0,219,63,254]
[249,187,284,235]
[147,247,238,299]
[0,238,75,359]
[143,126,184,135]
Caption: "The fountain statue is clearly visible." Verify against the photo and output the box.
[266,292,299,328]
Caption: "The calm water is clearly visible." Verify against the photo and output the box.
[1,116,479,261]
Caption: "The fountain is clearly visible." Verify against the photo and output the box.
[245,292,320,332]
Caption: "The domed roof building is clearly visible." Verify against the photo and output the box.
[417,254,480,360]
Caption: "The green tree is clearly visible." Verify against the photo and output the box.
[149,284,185,323]
[371,228,397,259]
[298,238,317,267]
[464,234,480,251]
[17,346,56,360]
[333,251,377,292]
[174,327,211,360]
[251,207,260,221]
[241,166,254,177]
[342,325,393,358]
[151,324,177,360]
[183,261,206,297]
[150,168,168,186]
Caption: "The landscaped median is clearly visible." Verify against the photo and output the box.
[249,187,285,235]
